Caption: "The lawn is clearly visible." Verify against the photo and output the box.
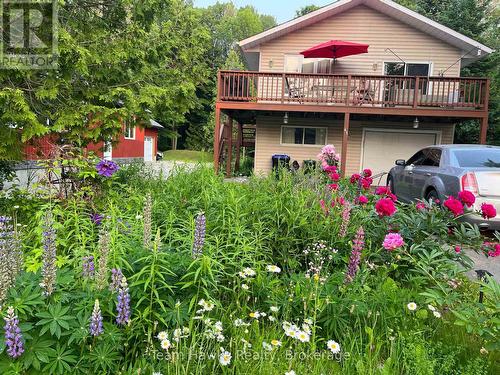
[0,146,498,374]
[161,150,212,163]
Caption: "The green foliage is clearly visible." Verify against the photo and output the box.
[0,165,498,373]
[295,5,322,18]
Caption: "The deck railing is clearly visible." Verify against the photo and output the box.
[217,70,489,111]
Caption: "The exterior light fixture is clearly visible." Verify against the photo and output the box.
[283,112,289,124]
[413,117,419,129]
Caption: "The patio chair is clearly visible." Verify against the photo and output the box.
[353,78,379,106]
[285,77,308,103]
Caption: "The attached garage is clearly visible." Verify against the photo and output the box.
[361,129,441,176]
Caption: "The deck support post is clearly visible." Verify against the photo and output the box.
[479,116,488,144]
[214,106,221,173]
[226,117,233,178]
[340,112,350,177]
[234,122,243,172]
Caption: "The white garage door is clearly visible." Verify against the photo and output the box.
[362,130,439,176]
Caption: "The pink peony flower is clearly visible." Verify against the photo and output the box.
[443,196,464,217]
[350,173,361,184]
[319,200,329,215]
[375,198,397,217]
[458,190,476,208]
[328,183,338,191]
[481,203,497,219]
[454,245,461,253]
[415,202,426,211]
[363,168,372,178]
[382,233,405,251]
[375,186,391,195]
[324,165,337,173]
[357,195,368,205]
[361,177,373,190]
[488,244,500,257]
[329,172,340,181]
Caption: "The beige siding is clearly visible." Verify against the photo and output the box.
[257,5,461,78]
[254,115,454,176]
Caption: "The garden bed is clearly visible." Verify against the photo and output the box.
[0,154,498,374]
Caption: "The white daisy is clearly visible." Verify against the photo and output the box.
[433,311,442,318]
[268,316,276,322]
[407,302,417,311]
[219,350,232,366]
[327,339,341,354]
[249,311,261,319]
[270,306,279,313]
[243,267,256,277]
[296,330,310,343]
[157,331,168,341]
[160,339,171,350]
[271,339,282,347]
[285,371,296,375]
[266,265,281,273]
[427,304,436,311]
[241,283,249,290]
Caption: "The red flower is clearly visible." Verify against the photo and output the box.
[358,195,368,205]
[329,172,340,181]
[454,245,461,254]
[375,197,397,217]
[324,165,337,173]
[361,177,373,190]
[336,197,346,206]
[458,190,476,208]
[415,202,426,210]
[328,183,338,191]
[319,200,329,215]
[375,186,391,195]
[363,168,372,178]
[350,173,361,184]
[443,196,464,217]
[481,203,497,219]
[489,244,500,257]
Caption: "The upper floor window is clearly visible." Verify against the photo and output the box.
[284,54,304,73]
[281,126,327,146]
[124,121,135,140]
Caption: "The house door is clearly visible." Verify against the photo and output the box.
[103,141,112,160]
[144,137,153,162]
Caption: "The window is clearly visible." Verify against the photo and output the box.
[453,149,500,168]
[281,126,327,146]
[419,148,442,167]
[406,150,425,166]
[384,62,431,94]
[284,55,304,73]
[124,121,135,140]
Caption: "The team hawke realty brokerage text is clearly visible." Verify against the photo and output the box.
[146,347,351,362]
[0,0,58,69]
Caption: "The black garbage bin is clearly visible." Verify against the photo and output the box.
[303,160,316,174]
[271,154,290,177]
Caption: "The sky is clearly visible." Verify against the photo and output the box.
[193,0,333,23]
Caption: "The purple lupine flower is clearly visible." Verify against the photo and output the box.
[339,203,351,238]
[3,306,24,358]
[109,268,124,292]
[192,212,206,259]
[90,213,104,226]
[143,193,152,250]
[0,216,22,307]
[345,227,365,284]
[116,276,131,326]
[96,227,110,290]
[89,299,104,337]
[40,211,57,297]
[96,159,119,177]
[82,256,95,278]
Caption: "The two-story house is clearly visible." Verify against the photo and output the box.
[214,0,493,178]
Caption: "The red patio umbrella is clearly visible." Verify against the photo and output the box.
[300,40,369,59]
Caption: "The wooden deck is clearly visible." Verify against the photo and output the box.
[217,70,489,116]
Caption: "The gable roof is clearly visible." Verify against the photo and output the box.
[239,0,493,62]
